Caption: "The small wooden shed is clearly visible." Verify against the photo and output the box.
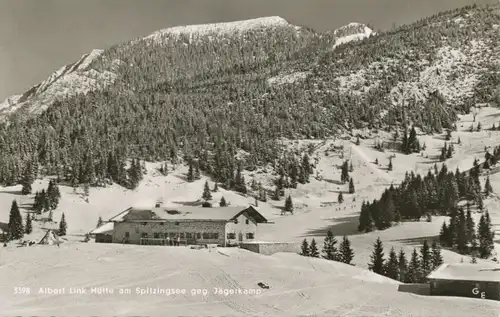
[427,263,500,301]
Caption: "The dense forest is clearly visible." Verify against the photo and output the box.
[0,4,499,191]
[358,142,498,258]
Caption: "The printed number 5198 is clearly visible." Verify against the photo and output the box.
[14,287,31,295]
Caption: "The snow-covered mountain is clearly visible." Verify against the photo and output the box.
[142,16,295,42]
[0,16,302,121]
[0,49,115,120]
[332,22,374,48]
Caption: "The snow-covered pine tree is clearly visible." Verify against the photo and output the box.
[339,235,354,265]
[25,213,33,234]
[406,248,421,283]
[430,241,443,270]
[419,240,432,280]
[322,229,338,260]
[338,192,344,204]
[187,161,195,182]
[8,200,24,240]
[349,178,355,194]
[309,238,319,258]
[96,216,103,228]
[368,237,385,275]
[202,181,212,201]
[219,196,227,207]
[398,249,408,283]
[284,195,294,213]
[385,247,399,280]
[300,239,309,256]
[59,213,67,236]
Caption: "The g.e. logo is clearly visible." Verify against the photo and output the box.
[472,287,485,299]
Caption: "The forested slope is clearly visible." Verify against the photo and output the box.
[0,4,499,191]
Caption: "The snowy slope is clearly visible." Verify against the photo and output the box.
[333,22,373,48]
[143,16,294,42]
[1,244,498,316]
[0,49,115,120]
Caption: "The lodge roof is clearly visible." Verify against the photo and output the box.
[90,222,114,235]
[427,263,500,283]
[109,205,268,223]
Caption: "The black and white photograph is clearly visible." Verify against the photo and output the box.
[0,0,499,315]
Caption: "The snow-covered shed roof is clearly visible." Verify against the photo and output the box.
[109,205,267,223]
[427,263,500,283]
[90,222,114,235]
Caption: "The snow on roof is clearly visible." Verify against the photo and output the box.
[109,205,268,223]
[427,263,500,282]
[90,222,114,235]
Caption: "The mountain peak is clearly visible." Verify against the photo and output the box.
[142,16,293,41]
[332,22,374,48]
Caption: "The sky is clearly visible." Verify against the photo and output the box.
[0,0,496,100]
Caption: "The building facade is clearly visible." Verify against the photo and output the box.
[427,263,500,301]
[109,205,267,246]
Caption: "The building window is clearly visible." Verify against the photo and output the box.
[211,233,219,239]
[142,222,147,226]
[175,222,179,226]
[203,233,210,239]
[234,219,238,224]
[180,232,185,239]
[245,219,249,224]
[197,233,201,239]
[153,233,160,239]
[124,232,130,238]
[186,233,192,239]
[141,233,148,238]
[227,233,236,239]
[246,233,254,239]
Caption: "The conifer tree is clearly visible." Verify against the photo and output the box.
[388,159,393,171]
[273,186,280,201]
[419,240,432,279]
[8,200,24,240]
[284,195,294,213]
[339,235,354,265]
[202,181,212,201]
[457,208,468,253]
[309,238,319,258]
[484,176,493,196]
[300,239,309,256]
[355,136,360,145]
[97,216,103,228]
[439,221,450,247]
[368,237,385,275]
[338,192,344,204]
[349,161,354,172]
[466,209,476,246]
[322,229,338,260]
[21,163,33,195]
[300,154,311,184]
[349,178,355,194]
[431,241,443,269]
[219,196,227,207]
[341,161,349,183]
[187,161,194,182]
[406,248,421,283]
[385,247,399,280]
[213,183,219,192]
[59,213,67,236]
[398,249,408,283]
[358,201,374,232]
[470,253,477,264]
[25,213,32,234]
